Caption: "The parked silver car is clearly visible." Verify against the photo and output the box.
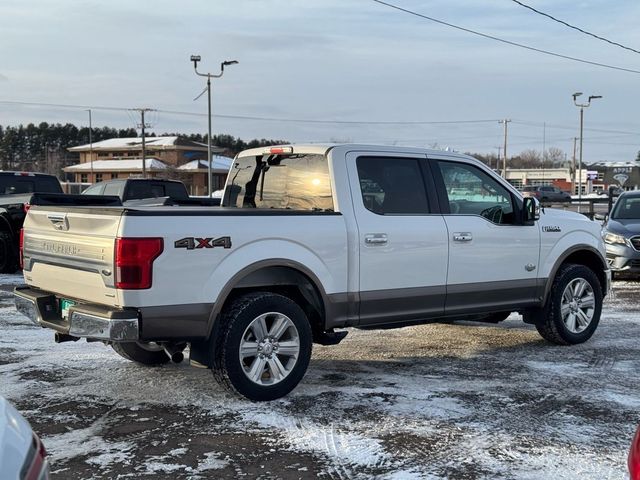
[0,396,49,480]
[600,191,640,275]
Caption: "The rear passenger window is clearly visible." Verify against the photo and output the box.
[356,157,429,215]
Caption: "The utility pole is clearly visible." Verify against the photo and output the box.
[131,108,154,178]
[572,93,602,212]
[86,109,94,183]
[572,137,578,194]
[542,122,546,184]
[498,119,511,178]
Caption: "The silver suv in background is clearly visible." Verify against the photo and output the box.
[521,185,572,203]
[600,191,640,276]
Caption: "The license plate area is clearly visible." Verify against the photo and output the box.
[59,298,76,320]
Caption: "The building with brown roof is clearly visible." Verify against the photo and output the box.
[65,136,231,194]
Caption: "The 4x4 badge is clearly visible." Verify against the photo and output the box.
[174,236,232,250]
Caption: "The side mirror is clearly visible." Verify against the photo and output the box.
[594,213,607,222]
[523,197,540,222]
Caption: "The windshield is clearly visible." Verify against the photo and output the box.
[611,195,640,220]
[222,153,333,211]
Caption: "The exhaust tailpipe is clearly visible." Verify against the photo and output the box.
[163,344,184,363]
[54,333,80,343]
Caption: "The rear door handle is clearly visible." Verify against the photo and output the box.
[453,232,472,242]
[364,234,388,246]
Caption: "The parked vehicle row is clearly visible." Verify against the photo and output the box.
[14,144,610,401]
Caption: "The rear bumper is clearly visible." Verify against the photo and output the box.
[14,286,139,341]
[13,286,213,341]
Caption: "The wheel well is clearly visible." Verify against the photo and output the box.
[223,266,326,334]
[561,250,607,294]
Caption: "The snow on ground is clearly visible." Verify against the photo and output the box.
[0,274,638,479]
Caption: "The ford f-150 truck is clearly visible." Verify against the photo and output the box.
[14,144,610,401]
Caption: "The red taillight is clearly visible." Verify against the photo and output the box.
[114,237,163,289]
[23,203,30,213]
[630,426,640,480]
[24,434,48,480]
[19,228,24,269]
[269,146,293,154]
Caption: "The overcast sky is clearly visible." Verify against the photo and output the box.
[1,0,640,162]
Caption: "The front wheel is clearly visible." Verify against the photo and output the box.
[534,264,603,345]
[212,292,312,401]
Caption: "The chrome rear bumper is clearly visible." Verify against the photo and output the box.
[14,286,139,341]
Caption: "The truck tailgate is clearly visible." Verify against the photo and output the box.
[22,207,124,307]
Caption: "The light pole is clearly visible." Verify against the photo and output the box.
[498,119,511,178]
[190,55,238,196]
[572,92,602,211]
[85,109,93,183]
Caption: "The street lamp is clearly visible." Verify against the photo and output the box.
[572,92,602,211]
[190,55,238,196]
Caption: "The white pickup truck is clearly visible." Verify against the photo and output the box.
[14,144,610,401]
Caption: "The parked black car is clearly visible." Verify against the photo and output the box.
[0,172,62,272]
[82,178,220,206]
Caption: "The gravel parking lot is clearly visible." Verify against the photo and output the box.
[0,273,637,479]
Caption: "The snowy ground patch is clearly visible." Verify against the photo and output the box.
[0,274,637,479]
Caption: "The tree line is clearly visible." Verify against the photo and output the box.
[0,122,286,178]
[467,147,570,171]
[2,121,576,179]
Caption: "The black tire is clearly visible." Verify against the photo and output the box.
[534,264,603,345]
[212,292,312,401]
[111,341,170,365]
[0,231,18,273]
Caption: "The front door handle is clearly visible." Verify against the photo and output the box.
[453,232,472,242]
[364,234,388,246]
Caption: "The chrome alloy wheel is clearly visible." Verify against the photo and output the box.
[560,277,595,334]
[239,312,300,386]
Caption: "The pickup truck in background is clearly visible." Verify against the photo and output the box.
[82,178,221,206]
[14,144,610,401]
[0,172,63,273]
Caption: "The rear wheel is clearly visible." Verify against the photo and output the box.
[534,264,602,345]
[212,292,312,401]
[0,231,18,273]
[111,341,170,365]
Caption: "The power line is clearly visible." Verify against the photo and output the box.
[0,100,500,126]
[511,120,640,137]
[2,99,639,141]
[370,0,640,75]
[156,109,500,125]
[511,0,640,55]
